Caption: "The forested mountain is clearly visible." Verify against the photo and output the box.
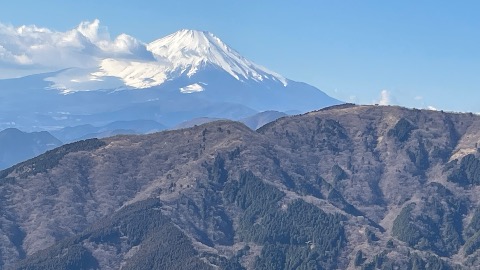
[2,105,480,269]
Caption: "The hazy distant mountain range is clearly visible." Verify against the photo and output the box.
[0,128,62,170]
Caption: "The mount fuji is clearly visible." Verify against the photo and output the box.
[0,21,341,131]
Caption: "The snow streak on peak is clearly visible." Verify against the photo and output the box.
[147,29,287,85]
[180,82,206,93]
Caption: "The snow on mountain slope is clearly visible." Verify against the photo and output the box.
[81,29,287,91]
[180,83,206,93]
[92,58,169,89]
[147,29,287,85]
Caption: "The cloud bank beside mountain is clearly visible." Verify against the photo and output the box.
[0,19,152,77]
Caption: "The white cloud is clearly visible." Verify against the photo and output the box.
[76,19,108,42]
[414,96,423,101]
[0,19,153,73]
[426,106,437,111]
[378,90,391,105]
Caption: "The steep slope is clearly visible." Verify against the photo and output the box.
[14,199,212,270]
[0,128,62,170]
[3,105,480,269]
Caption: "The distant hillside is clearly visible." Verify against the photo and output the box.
[0,128,62,170]
[2,105,480,269]
[172,111,288,131]
[173,117,224,130]
[51,120,166,143]
[240,110,288,130]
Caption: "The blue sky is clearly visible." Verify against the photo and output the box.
[0,1,479,112]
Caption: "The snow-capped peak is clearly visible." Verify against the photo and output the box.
[147,29,287,85]
[40,26,288,91]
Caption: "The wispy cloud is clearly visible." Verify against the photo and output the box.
[414,96,423,101]
[377,90,393,105]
